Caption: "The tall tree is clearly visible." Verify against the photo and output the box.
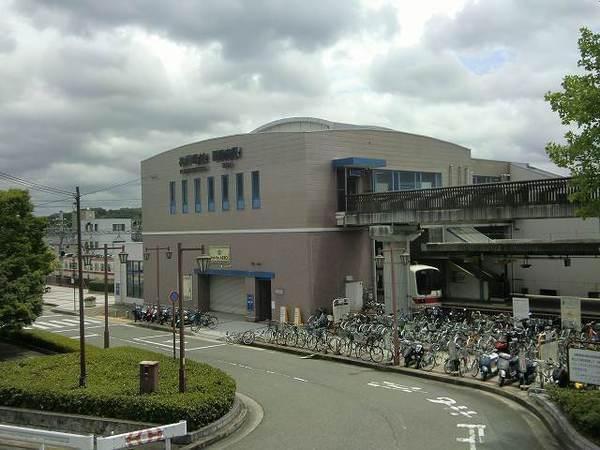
[545,27,600,217]
[0,190,54,330]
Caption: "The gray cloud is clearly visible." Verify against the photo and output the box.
[15,0,365,59]
[0,0,595,213]
[424,0,598,52]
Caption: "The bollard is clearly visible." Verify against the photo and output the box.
[139,361,159,394]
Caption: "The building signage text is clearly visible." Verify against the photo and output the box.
[179,146,242,173]
[208,245,231,267]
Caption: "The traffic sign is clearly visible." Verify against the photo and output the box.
[168,290,179,303]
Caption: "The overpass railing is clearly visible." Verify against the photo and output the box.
[346,177,577,214]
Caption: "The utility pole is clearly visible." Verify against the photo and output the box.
[75,186,87,388]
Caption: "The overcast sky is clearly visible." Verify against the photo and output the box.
[0,0,598,214]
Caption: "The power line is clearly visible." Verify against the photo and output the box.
[80,179,141,197]
[0,171,72,196]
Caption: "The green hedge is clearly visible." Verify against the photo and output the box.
[2,329,90,354]
[0,346,236,430]
[547,386,600,443]
[88,280,114,293]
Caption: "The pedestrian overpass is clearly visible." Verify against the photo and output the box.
[336,177,582,227]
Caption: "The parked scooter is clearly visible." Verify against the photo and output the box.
[497,352,520,386]
[476,351,499,381]
[518,356,538,387]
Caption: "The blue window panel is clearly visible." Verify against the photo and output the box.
[169,181,176,214]
[207,177,215,212]
[236,173,245,210]
[181,179,189,213]
[221,174,230,211]
[251,171,261,209]
[194,178,201,213]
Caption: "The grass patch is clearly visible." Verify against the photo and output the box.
[547,386,600,444]
[0,343,236,430]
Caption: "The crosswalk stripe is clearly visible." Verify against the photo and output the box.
[35,321,63,328]
[31,323,50,330]
[60,319,80,325]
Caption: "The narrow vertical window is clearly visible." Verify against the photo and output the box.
[181,179,189,213]
[169,181,176,214]
[194,178,201,213]
[207,177,215,212]
[251,171,261,209]
[222,174,230,211]
[236,173,245,210]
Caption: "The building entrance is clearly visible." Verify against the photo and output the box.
[256,279,272,321]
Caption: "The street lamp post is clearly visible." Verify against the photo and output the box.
[84,247,128,349]
[176,243,211,393]
[375,248,411,366]
[144,246,171,309]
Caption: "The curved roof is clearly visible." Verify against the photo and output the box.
[250,116,394,133]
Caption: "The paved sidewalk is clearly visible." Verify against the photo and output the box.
[44,285,116,313]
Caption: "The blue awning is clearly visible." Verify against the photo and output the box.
[332,157,386,169]
[194,268,275,280]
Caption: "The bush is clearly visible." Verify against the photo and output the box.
[88,280,114,293]
[0,346,236,430]
[547,386,600,443]
[2,329,90,354]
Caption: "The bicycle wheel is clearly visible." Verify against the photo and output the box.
[207,317,218,329]
[359,344,372,361]
[242,330,255,345]
[370,345,385,363]
[276,331,288,346]
[420,352,437,371]
[190,321,200,333]
[470,359,479,378]
[305,334,319,351]
[328,336,343,354]
[286,332,299,347]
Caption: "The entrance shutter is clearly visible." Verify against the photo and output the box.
[209,276,246,315]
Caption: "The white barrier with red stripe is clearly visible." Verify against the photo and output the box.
[0,424,94,449]
[96,420,187,450]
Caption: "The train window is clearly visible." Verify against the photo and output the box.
[416,269,442,295]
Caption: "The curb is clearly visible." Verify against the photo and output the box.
[175,393,248,448]
[250,341,591,450]
[530,393,600,450]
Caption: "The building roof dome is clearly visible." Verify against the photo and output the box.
[250,117,394,133]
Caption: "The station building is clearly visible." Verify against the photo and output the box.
[141,117,599,320]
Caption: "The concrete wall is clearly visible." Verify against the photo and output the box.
[511,217,600,297]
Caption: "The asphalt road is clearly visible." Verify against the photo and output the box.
[31,310,559,450]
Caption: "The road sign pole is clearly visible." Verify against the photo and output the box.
[169,290,179,360]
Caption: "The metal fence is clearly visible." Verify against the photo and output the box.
[346,177,578,214]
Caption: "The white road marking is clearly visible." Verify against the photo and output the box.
[456,424,486,450]
[30,324,49,330]
[427,397,478,418]
[59,319,81,325]
[55,325,103,333]
[293,377,307,383]
[133,333,172,340]
[367,381,428,394]
[187,343,228,351]
[70,334,99,339]
[34,321,63,328]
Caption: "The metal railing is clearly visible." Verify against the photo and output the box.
[346,177,578,214]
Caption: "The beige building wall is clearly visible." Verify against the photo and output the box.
[142,132,309,233]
